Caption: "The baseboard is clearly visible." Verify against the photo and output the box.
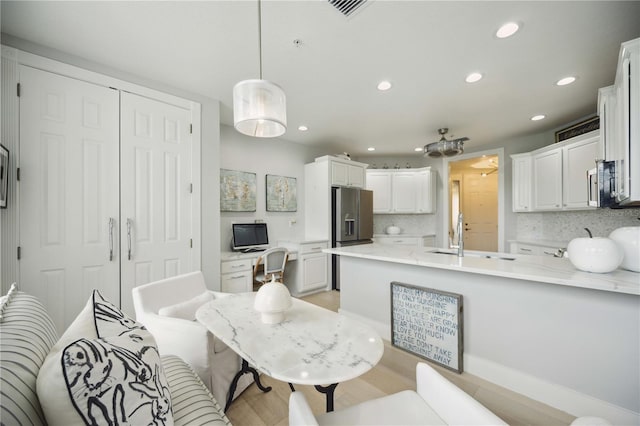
[465,354,640,426]
[339,308,640,425]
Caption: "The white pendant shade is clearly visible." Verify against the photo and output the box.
[234,79,287,138]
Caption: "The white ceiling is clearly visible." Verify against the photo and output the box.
[2,1,640,156]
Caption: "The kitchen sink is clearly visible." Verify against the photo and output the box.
[427,249,516,261]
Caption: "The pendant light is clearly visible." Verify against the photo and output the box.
[233,0,287,138]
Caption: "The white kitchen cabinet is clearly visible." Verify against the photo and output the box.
[304,156,369,241]
[509,241,566,258]
[511,153,532,212]
[331,159,366,188]
[374,235,435,247]
[523,130,600,212]
[562,135,600,209]
[415,169,436,213]
[532,148,563,210]
[367,172,393,213]
[220,258,253,293]
[391,172,418,213]
[365,167,436,214]
[598,38,640,206]
[279,241,329,296]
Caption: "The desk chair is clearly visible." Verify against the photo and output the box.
[254,247,289,288]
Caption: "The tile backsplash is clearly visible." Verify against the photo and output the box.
[373,214,437,236]
[516,208,640,243]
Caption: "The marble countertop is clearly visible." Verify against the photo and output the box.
[325,244,640,296]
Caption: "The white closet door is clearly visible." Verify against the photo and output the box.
[120,92,193,315]
[19,66,120,332]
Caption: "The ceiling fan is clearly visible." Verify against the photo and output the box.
[423,128,469,158]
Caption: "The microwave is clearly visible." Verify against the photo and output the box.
[588,160,640,208]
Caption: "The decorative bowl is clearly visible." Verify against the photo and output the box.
[254,276,292,324]
[609,227,640,272]
[566,237,623,273]
[385,225,401,235]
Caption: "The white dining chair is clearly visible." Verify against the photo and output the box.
[253,247,289,287]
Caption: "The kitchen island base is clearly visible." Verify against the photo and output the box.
[337,255,639,425]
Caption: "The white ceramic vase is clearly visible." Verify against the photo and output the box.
[566,237,623,273]
[254,276,292,324]
[609,226,640,272]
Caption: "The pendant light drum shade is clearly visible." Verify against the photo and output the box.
[233,79,287,138]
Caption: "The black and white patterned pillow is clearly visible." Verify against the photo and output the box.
[38,290,173,426]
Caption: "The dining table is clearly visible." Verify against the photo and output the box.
[196,292,384,412]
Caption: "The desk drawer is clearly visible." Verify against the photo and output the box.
[298,241,328,255]
[221,259,252,274]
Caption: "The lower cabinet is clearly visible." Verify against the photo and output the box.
[280,241,330,297]
[374,235,436,247]
[509,242,566,257]
[220,258,253,293]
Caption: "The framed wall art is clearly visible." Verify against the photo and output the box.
[220,168,256,212]
[266,174,297,212]
[0,144,8,209]
[390,281,463,373]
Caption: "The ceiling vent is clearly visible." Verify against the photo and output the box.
[328,0,368,17]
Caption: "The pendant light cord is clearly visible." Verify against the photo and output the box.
[258,0,263,79]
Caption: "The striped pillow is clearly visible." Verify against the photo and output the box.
[0,285,58,426]
[161,355,230,426]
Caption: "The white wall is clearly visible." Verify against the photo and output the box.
[219,125,327,252]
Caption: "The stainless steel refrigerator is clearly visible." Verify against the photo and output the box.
[331,187,374,289]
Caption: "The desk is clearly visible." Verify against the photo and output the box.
[196,292,383,412]
[219,250,298,293]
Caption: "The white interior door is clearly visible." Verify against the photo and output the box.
[19,66,120,332]
[120,92,193,315]
[462,173,498,252]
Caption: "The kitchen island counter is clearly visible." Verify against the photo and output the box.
[327,243,639,424]
[325,243,639,296]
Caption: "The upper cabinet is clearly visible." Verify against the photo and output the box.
[598,38,640,206]
[329,158,367,188]
[512,131,601,212]
[366,167,436,214]
[511,154,532,212]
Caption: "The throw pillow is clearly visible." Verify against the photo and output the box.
[37,290,174,426]
[158,291,214,321]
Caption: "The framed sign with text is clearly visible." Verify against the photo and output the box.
[390,281,463,373]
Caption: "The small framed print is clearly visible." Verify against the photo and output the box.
[266,174,297,212]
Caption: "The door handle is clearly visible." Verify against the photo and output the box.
[108,218,115,261]
[127,218,133,260]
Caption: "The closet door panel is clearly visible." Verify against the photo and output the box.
[120,92,193,315]
[19,66,119,331]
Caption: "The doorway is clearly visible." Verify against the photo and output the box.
[442,149,504,253]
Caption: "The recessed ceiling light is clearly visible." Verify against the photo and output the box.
[414,147,423,152]
[377,81,392,91]
[367,147,376,151]
[298,125,308,131]
[465,72,483,83]
[556,76,576,86]
[531,114,546,121]
[496,22,520,38]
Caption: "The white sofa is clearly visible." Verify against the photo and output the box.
[0,285,229,425]
[131,271,253,406]
[289,362,507,425]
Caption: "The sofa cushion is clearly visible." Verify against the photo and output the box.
[37,290,174,425]
[158,291,214,321]
[0,284,58,426]
[161,355,231,426]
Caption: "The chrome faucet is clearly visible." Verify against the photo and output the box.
[456,213,464,257]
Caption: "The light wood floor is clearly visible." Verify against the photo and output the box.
[226,290,575,426]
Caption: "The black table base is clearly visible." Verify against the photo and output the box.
[289,382,339,412]
[225,359,272,412]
